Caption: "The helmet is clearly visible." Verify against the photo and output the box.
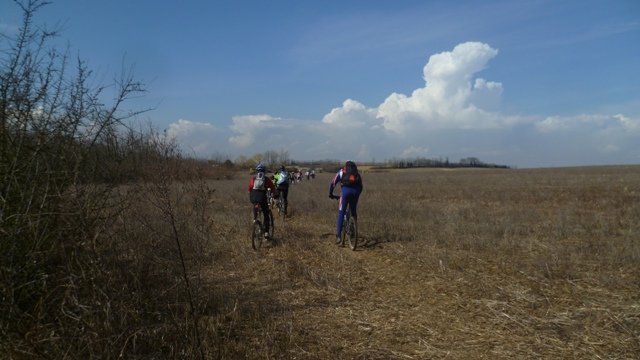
[256,163,266,172]
[279,165,286,171]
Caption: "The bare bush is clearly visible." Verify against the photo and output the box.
[1,2,216,358]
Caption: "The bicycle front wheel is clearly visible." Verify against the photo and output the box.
[252,220,263,250]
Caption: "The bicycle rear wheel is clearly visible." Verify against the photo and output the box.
[278,199,286,223]
[339,212,348,247]
[268,210,275,239]
[346,216,358,250]
[252,220,263,250]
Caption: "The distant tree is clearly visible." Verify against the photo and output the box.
[263,150,278,167]
[278,148,290,165]
[460,157,482,167]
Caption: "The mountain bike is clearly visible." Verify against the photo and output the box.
[330,195,358,250]
[252,202,274,250]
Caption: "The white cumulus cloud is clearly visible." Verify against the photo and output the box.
[166,119,222,154]
[535,114,640,133]
[322,99,378,128]
[376,41,506,133]
[399,146,430,158]
[169,41,639,167]
[167,119,217,137]
[318,42,511,135]
[229,114,288,148]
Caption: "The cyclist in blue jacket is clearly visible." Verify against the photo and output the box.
[329,161,363,244]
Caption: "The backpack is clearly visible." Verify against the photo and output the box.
[277,171,289,186]
[253,172,266,190]
[341,161,361,186]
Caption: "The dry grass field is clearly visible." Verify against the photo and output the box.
[3,3,638,358]
[201,165,640,359]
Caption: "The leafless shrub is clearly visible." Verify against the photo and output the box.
[1,2,216,358]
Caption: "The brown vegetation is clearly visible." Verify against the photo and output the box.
[202,166,639,358]
[6,162,639,358]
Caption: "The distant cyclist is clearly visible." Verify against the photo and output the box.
[248,163,278,239]
[329,160,363,244]
[273,165,290,215]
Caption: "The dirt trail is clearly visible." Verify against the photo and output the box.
[218,207,471,357]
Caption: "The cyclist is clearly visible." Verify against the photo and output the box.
[329,160,363,244]
[248,163,278,239]
[273,165,290,215]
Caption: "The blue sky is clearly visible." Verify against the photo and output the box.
[2,0,639,168]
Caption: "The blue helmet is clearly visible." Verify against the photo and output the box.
[256,163,266,172]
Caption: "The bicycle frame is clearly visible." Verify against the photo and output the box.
[267,189,275,209]
[331,194,358,250]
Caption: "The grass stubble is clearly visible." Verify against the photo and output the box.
[201,165,639,359]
